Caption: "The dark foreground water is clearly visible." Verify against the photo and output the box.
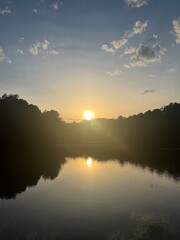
[0,148,180,240]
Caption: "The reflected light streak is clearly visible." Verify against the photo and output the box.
[86,157,93,167]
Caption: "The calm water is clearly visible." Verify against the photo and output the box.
[0,149,180,240]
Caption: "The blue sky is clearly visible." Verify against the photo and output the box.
[0,0,180,121]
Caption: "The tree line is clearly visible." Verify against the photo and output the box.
[0,93,179,148]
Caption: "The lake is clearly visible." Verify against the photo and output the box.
[0,148,180,240]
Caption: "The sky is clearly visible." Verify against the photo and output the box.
[0,0,180,121]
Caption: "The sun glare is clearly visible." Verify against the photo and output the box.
[86,157,93,167]
[83,111,95,121]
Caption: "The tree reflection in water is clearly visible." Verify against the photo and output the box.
[0,146,179,199]
[0,147,66,199]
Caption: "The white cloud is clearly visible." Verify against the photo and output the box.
[33,9,38,14]
[29,40,59,57]
[0,47,6,61]
[123,64,131,69]
[111,38,127,49]
[16,49,24,55]
[29,40,50,55]
[29,42,40,55]
[128,44,166,67]
[168,68,176,73]
[152,34,158,40]
[124,0,148,8]
[107,69,122,76]
[41,40,49,50]
[124,47,136,55]
[128,21,148,37]
[101,38,127,54]
[0,47,11,63]
[52,2,59,10]
[19,37,24,42]
[47,49,59,55]
[38,0,45,4]
[6,59,12,64]
[0,7,11,15]
[101,44,115,53]
[173,18,180,44]
[148,74,157,78]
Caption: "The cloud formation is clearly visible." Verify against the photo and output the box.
[38,0,45,5]
[47,49,59,55]
[28,40,59,57]
[52,2,59,10]
[124,0,148,8]
[128,21,148,37]
[6,59,12,64]
[101,20,147,54]
[0,7,11,15]
[111,38,128,49]
[148,74,157,78]
[168,68,176,73]
[101,44,115,53]
[0,47,6,61]
[173,18,180,44]
[124,47,136,55]
[107,69,122,76]
[33,9,38,14]
[16,49,24,55]
[123,64,131,69]
[101,38,127,54]
[0,47,11,63]
[29,40,50,55]
[19,37,24,42]
[127,44,166,67]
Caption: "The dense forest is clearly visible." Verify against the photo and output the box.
[0,94,64,146]
[0,93,179,148]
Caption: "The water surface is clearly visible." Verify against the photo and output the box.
[0,149,180,240]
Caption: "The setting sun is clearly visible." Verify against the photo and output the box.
[83,111,95,121]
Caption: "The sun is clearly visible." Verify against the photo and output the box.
[83,111,95,121]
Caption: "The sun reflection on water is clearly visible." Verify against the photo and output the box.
[86,157,93,167]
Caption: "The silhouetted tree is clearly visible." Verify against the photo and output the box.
[63,102,180,148]
[0,94,63,146]
[0,147,66,199]
[0,94,179,148]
